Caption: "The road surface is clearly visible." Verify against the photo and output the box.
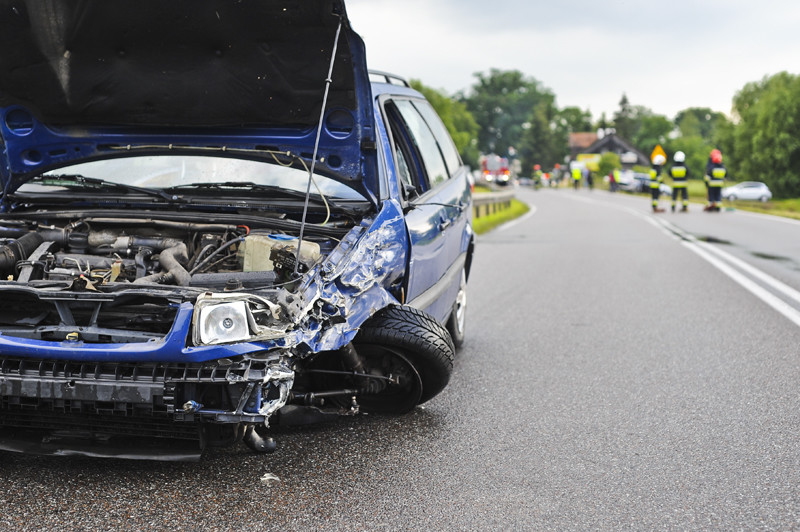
[2,187,799,531]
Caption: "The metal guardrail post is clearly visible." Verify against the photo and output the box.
[472,190,515,219]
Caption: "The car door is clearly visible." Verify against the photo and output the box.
[382,97,470,323]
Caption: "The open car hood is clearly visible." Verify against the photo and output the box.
[0,0,377,199]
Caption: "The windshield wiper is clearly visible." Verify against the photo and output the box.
[31,174,182,203]
[164,182,326,203]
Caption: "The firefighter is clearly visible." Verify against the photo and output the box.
[705,149,726,212]
[669,151,690,212]
[571,164,582,191]
[533,164,543,189]
[650,154,666,212]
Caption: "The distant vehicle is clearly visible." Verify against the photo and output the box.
[618,171,671,196]
[615,170,636,192]
[481,154,511,186]
[722,182,772,202]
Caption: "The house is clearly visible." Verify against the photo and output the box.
[573,132,650,169]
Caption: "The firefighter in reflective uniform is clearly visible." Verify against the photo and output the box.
[705,149,726,212]
[571,164,582,190]
[533,164,543,188]
[650,154,666,212]
[669,151,690,212]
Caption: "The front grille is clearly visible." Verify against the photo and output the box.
[0,356,283,435]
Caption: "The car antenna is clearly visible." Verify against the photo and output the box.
[294,17,343,277]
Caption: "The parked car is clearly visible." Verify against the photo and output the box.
[620,171,672,196]
[0,0,473,460]
[722,181,772,202]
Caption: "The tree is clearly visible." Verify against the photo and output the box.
[613,93,635,140]
[721,72,800,197]
[612,94,673,154]
[461,69,564,172]
[597,151,621,177]
[674,107,727,139]
[518,96,567,173]
[410,80,481,168]
[557,106,593,133]
[632,114,673,155]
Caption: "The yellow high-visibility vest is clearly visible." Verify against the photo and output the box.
[670,166,688,187]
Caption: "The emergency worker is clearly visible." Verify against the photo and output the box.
[610,168,621,192]
[650,154,666,212]
[571,164,582,190]
[669,151,690,212]
[704,149,726,212]
[533,164,542,188]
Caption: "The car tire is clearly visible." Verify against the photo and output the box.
[354,305,455,409]
[760,195,769,202]
[728,194,737,201]
[446,269,467,349]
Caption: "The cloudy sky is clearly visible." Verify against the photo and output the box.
[346,0,800,120]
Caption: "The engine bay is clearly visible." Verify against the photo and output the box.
[0,217,338,290]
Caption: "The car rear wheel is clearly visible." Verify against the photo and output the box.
[446,269,467,349]
[728,194,737,201]
[760,195,769,202]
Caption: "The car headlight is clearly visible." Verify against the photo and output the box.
[196,300,251,345]
[192,293,289,346]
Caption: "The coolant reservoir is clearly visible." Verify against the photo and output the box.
[241,234,320,272]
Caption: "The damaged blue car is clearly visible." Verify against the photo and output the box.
[0,0,473,460]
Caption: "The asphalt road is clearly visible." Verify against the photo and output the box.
[2,187,800,531]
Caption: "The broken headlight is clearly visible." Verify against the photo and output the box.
[196,300,250,345]
[192,293,286,346]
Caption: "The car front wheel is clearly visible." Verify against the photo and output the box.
[728,195,737,201]
[760,195,769,202]
[353,306,455,411]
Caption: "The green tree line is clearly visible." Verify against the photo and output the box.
[413,70,800,198]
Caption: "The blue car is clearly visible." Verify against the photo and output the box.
[0,0,473,459]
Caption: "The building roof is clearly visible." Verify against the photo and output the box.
[568,132,598,151]
[579,133,650,166]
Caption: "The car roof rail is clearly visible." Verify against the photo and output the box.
[368,70,410,87]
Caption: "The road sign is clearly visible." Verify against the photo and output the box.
[650,144,667,163]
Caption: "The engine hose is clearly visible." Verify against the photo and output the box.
[0,232,44,275]
[133,243,191,286]
[157,243,192,286]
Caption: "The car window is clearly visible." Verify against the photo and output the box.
[384,102,425,196]
[411,100,462,177]
[392,100,449,189]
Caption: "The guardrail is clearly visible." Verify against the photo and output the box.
[472,189,515,218]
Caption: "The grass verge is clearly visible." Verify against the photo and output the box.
[472,198,530,235]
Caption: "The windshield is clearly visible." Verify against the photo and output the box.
[18,155,366,200]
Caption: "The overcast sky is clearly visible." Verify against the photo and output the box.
[347,0,800,121]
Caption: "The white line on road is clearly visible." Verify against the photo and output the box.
[648,211,800,328]
[681,239,800,328]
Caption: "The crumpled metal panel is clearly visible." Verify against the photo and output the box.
[280,198,408,354]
